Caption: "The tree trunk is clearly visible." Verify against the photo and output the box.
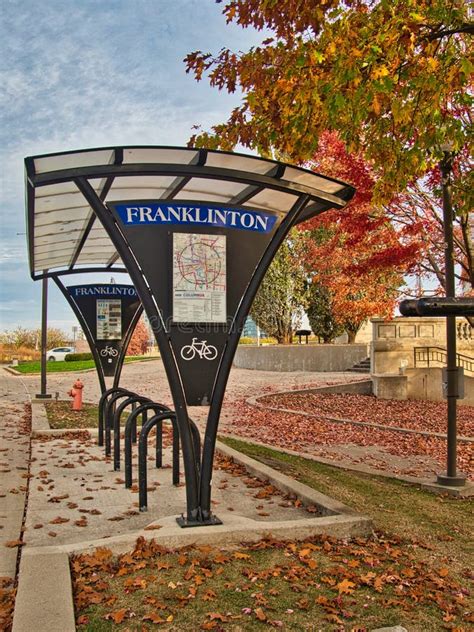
[347,330,357,344]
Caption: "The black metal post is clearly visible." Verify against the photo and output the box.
[437,149,466,487]
[36,276,52,399]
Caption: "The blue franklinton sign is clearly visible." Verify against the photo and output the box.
[114,203,278,234]
[68,285,137,298]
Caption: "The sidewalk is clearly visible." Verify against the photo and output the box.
[0,373,31,581]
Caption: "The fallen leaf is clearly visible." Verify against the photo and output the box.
[336,578,356,595]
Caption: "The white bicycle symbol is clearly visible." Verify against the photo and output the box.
[180,338,218,361]
[100,345,119,358]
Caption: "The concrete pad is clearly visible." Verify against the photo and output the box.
[12,549,75,632]
[24,432,370,549]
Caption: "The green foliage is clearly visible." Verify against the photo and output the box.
[186,0,473,208]
[306,282,344,343]
[250,230,307,344]
[64,352,93,362]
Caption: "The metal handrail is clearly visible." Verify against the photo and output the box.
[414,346,474,374]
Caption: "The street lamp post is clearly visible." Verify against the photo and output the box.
[36,276,52,399]
[436,147,466,487]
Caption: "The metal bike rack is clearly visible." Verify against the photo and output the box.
[112,394,153,470]
[98,386,135,449]
[103,388,137,456]
[138,411,182,512]
[124,403,177,490]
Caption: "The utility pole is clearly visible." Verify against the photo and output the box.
[436,146,465,487]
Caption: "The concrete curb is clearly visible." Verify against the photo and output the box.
[12,549,75,632]
[216,440,358,516]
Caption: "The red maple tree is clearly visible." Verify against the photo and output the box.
[126,317,150,356]
[300,131,422,341]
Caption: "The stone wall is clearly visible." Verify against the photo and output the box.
[233,344,368,372]
[371,317,473,374]
[371,316,473,406]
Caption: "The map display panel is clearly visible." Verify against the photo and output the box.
[173,233,226,323]
[97,299,122,339]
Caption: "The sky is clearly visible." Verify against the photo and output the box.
[0,0,266,335]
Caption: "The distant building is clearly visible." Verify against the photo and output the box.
[242,316,265,339]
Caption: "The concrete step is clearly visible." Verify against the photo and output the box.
[348,357,371,373]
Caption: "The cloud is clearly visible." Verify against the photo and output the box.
[0,0,266,329]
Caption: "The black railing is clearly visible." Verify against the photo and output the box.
[414,346,474,374]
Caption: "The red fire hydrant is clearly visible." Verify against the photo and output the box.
[68,378,84,411]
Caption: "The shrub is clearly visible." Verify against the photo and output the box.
[238,337,256,345]
[0,344,40,362]
[64,352,93,362]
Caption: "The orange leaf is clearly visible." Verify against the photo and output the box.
[336,578,356,595]
[203,589,217,601]
[49,516,69,524]
[254,607,267,621]
[105,608,128,624]
[207,612,228,622]
[233,552,251,560]
[4,540,24,548]
[142,612,166,624]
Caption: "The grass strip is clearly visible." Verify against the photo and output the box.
[13,356,154,374]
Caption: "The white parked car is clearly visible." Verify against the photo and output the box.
[46,346,75,361]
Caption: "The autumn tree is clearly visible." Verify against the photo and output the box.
[250,230,307,344]
[306,282,343,343]
[186,0,472,207]
[0,327,68,349]
[126,317,150,356]
[300,131,421,340]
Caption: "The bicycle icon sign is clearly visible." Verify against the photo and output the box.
[100,345,119,358]
[180,338,218,361]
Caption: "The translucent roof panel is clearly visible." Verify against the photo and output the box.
[243,188,299,214]
[122,147,200,165]
[105,175,178,202]
[174,177,249,202]
[34,149,115,174]
[25,146,355,279]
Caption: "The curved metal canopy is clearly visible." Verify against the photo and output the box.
[25,145,355,280]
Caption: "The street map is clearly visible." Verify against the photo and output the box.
[173,233,226,323]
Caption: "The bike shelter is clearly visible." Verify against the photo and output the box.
[52,277,143,393]
[25,146,355,526]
